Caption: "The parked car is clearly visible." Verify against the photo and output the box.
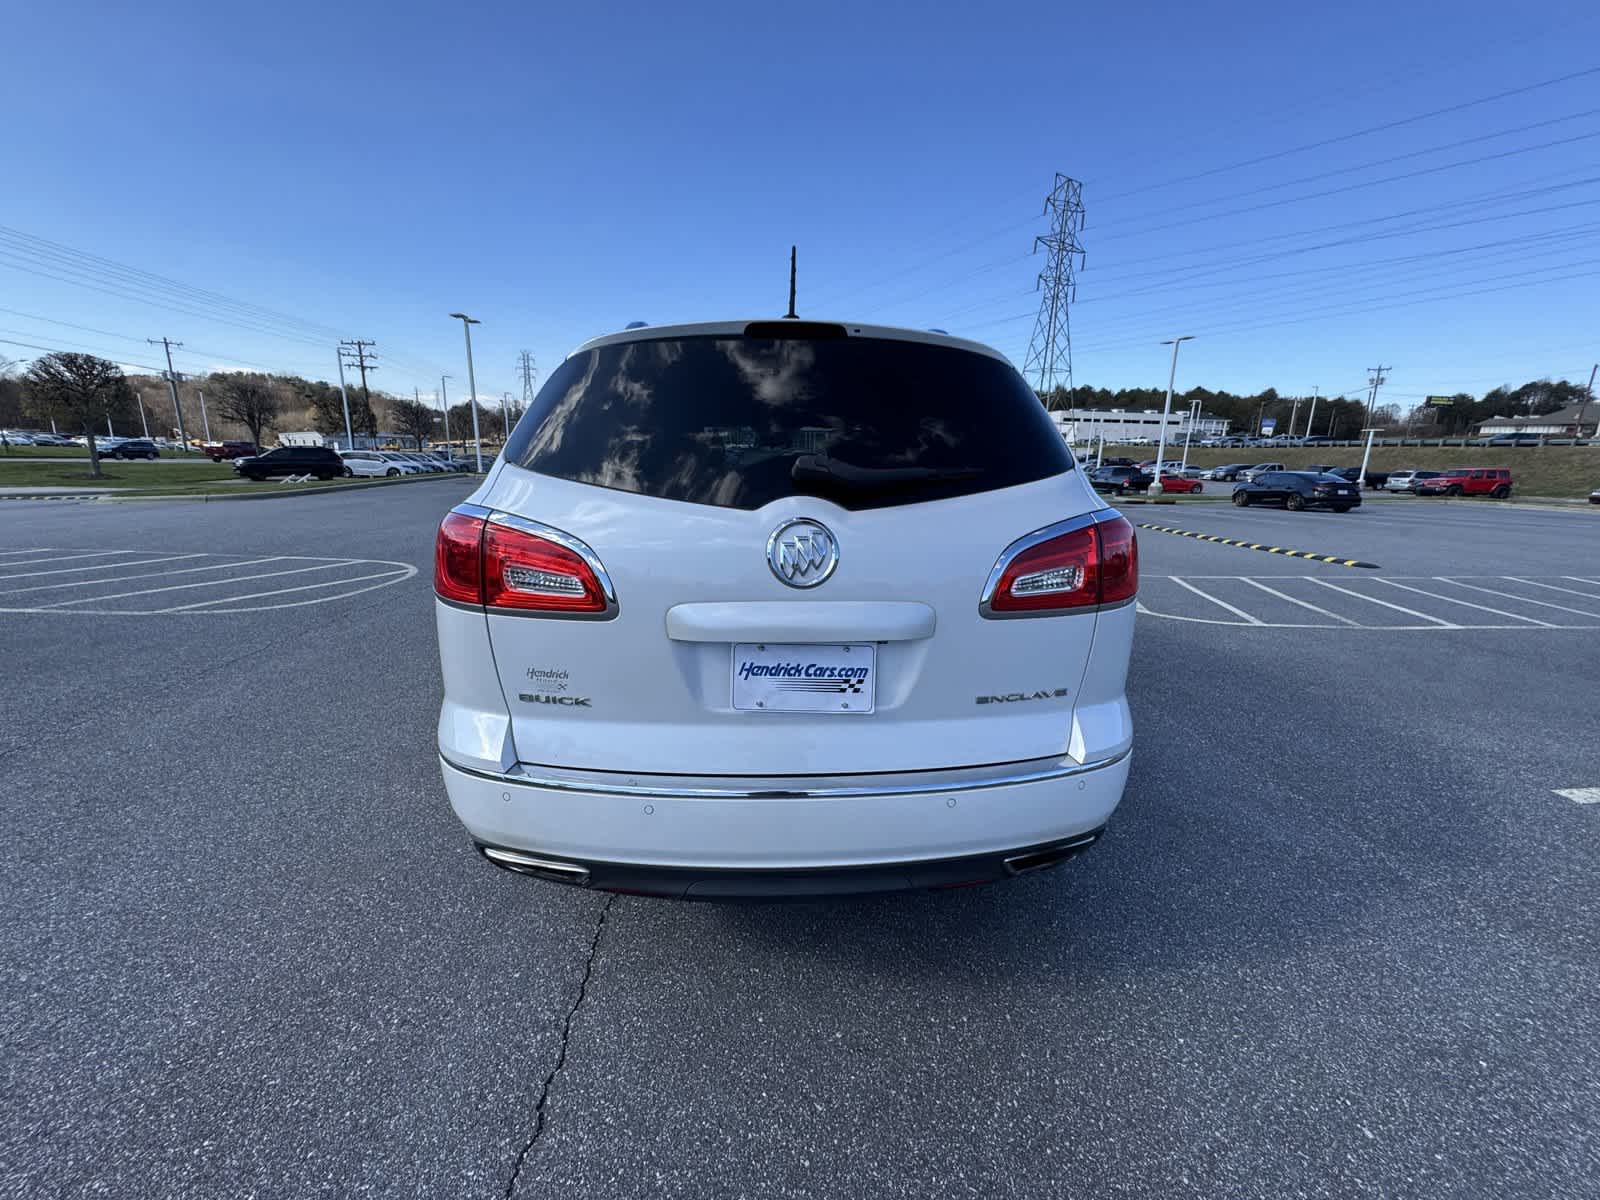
[1300,436,1336,446]
[1322,466,1390,489]
[434,318,1136,897]
[338,449,417,477]
[1413,467,1513,498]
[27,432,77,447]
[1385,469,1441,493]
[204,440,260,462]
[1484,433,1541,447]
[1590,486,1600,505]
[1232,471,1361,512]
[1240,462,1285,482]
[0,430,37,446]
[234,446,344,481]
[395,451,448,473]
[1157,472,1203,494]
[1088,464,1154,494]
[1204,462,1253,481]
[105,438,159,460]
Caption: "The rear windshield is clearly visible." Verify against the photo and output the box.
[501,333,1073,510]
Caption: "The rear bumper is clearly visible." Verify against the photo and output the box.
[438,749,1130,898]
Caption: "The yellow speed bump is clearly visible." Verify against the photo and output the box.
[1135,523,1379,569]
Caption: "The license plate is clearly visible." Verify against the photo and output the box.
[732,643,876,714]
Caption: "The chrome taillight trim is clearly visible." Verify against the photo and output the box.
[442,503,620,620]
[978,508,1130,620]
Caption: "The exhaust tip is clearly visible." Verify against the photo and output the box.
[479,846,591,886]
[1003,832,1100,877]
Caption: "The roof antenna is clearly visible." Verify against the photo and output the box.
[784,245,798,319]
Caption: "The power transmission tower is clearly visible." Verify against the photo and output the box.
[517,350,537,408]
[147,337,190,450]
[340,339,378,435]
[1365,364,1391,429]
[1022,173,1086,409]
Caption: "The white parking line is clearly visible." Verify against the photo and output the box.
[0,556,287,597]
[1374,578,1554,626]
[159,568,411,611]
[1440,579,1600,619]
[1307,578,1459,627]
[1513,578,1600,601]
[1238,577,1359,625]
[1554,788,1600,805]
[38,561,356,608]
[1169,577,1265,624]
[0,554,204,579]
[0,548,58,558]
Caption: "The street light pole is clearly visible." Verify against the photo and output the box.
[1357,427,1381,491]
[1149,336,1194,494]
[197,389,211,442]
[1180,398,1201,472]
[335,348,355,450]
[1304,387,1319,443]
[439,375,453,461]
[450,313,484,472]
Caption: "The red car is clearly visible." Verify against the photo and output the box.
[1157,473,1203,495]
[1414,467,1512,498]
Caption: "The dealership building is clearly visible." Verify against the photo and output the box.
[1049,408,1230,444]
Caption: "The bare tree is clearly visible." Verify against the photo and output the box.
[212,373,281,450]
[23,353,132,478]
[388,396,437,448]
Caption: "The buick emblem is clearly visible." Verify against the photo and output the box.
[766,518,839,589]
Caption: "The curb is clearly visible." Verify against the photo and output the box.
[0,493,110,502]
[101,474,480,503]
[1136,522,1381,569]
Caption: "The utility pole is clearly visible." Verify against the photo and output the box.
[517,350,537,408]
[1304,386,1319,442]
[340,339,378,439]
[1365,365,1391,432]
[147,337,189,451]
[1023,173,1087,407]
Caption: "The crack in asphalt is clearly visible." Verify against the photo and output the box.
[503,894,617,1198]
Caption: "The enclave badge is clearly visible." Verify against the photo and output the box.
[767,518,839,589]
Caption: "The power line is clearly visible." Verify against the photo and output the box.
[1091,127,1600,244]
[1093,64,1600,203]
[1091,105,1600,233]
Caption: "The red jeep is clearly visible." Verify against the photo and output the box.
[1414,467,1512,498]
[203,440,260,462]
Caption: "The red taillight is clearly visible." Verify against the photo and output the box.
[986,516,1138,615]
[434,510,611,615]
[435,511,485,604]
[482,522,608,613]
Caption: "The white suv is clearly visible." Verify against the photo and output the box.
[433,320,1136,898]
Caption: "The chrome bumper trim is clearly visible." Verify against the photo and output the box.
[439,746,1130,801]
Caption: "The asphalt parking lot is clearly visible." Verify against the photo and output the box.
[3,486,1597,1199]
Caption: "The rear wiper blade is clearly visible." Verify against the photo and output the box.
[790,454,984,487]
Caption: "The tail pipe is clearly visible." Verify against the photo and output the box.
[1002,830,1101,877]
[479,845,591,886]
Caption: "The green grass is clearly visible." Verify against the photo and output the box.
[0,458,462,497]
[1158,446,1600,500]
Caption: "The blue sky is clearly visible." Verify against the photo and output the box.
[3,0,1597,410]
